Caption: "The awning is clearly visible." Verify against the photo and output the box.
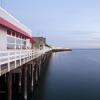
[0,17,35,43]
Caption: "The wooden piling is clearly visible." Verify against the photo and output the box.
[7,72,12,100]
[21,64,28,100]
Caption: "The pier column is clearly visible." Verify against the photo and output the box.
[43,54,46,63]
[7,72,12,100]
[31,62,34,92]
[27,63,32,98]
[39,58,42,75]
[21,64,28,100]
[18,72,22,94]
[33,63,37,89]
[35,60,39,82]
[0,74,7,99]
[12,73,18,100]
[31,61,35,91]
[37,62,40,80]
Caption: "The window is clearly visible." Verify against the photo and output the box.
[22,40,26,45]
[22,45,26,49]
[7,44,15,49]
[16,45,21,49]
[7,35,15,49]
[22,40,26,49]
[7,35,15,43]
[7,34,26,50]
[16,38,21,45]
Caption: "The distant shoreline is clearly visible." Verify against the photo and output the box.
[72,48,100,50]
[52,48,72,52]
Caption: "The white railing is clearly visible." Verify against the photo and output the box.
[0,48,52,75]
[0,48,51,65]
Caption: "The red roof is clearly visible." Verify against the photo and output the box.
[0,17,35,43]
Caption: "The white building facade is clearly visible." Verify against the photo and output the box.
[0,7,37,75]
[0,7,35,50]
[0,7,51,76]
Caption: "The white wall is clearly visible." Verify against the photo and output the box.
[0,26,7,50]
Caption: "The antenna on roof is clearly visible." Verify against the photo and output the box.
[42,32,45,37]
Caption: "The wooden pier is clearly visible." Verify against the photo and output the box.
[0,48,52,100]
[0,7,72,100]
[0,46,71,100]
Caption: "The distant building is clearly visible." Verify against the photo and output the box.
[0,7,35,50]
[32,37,46,50]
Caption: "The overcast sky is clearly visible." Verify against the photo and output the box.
[2,0,100,48]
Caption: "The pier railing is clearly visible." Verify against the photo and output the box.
[0,48,52,76]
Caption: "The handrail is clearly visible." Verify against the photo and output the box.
[0,48,52,65]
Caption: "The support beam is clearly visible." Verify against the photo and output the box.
[7,72,12,100]
[21,64,28,100]
[33,63,36,89]
[27,63,32,98]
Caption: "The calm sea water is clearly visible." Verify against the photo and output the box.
[33,49,100,100]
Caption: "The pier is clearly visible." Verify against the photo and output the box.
[0,48,52,100]
[0,6,71,100]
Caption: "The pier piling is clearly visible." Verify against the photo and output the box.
[0,51,52,100]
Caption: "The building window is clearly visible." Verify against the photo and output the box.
[16,44,21,49]
[7,35,15,43]
[7,31,26,50]
[7,43,15,49]
[22,40,26,49]
[16,38,26,49]
[16,38,21,45]
[7,35,15,49]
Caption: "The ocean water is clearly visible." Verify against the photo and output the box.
[33,49,100,100]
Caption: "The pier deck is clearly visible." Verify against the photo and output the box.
[0,48,52,76]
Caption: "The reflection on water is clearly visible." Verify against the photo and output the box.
[33,49,100,100]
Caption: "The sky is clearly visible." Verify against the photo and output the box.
[1,0,100,48]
